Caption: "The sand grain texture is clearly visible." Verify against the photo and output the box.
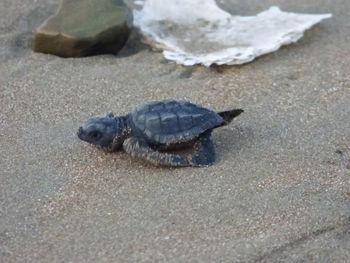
[1,0,349,262]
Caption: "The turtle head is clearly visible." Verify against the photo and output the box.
[77,113,123,150]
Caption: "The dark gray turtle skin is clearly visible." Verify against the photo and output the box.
[77,100,243,167]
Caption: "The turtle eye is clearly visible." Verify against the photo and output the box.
[89,131,101,140]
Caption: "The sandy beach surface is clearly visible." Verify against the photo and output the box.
[1,0,349,262]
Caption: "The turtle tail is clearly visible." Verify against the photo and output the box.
[218,109,244,124]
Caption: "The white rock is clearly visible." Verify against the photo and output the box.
[133,0,331,66]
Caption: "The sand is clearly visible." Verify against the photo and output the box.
[1,0,349,262]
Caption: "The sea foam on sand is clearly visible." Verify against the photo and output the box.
[133,0,332,66]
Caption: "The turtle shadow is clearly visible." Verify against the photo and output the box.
[213,125,254,163]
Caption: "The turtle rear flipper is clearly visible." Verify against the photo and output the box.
[218,109,244,124]
[190,132,215,167]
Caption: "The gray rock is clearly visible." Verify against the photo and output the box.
[33,0,132,57]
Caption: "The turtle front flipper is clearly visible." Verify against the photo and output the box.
[123,137,190,167]
[189,132,215,167]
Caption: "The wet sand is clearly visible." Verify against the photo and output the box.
[1,0,349,262]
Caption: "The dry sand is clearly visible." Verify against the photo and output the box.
[1,0,349,262]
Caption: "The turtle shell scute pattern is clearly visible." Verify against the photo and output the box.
[131,100,224,144]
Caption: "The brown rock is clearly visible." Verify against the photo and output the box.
[33,0,132,57]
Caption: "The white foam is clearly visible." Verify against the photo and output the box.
[133,1,331,66]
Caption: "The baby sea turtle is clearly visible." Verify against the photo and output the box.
[77,100,243,167]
